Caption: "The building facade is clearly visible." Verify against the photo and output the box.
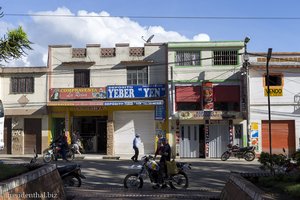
[168,41,247,158]
[248,52,300,156]
[47,43,167,156]
[0,67,49,154]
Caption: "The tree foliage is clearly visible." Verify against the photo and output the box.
[0,7,33,62]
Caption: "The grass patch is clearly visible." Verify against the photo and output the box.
[247,173,300,200]
[0,164,30,181]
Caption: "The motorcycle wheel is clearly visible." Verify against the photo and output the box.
[169,171,189,189]
[221,152,230,161]
[43,152,52,163]
[244,151,255,161]
[123,173,143,189]
[63,175,81,187]
[66,150,75,161]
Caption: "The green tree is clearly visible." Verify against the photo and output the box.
[0,8,33,62]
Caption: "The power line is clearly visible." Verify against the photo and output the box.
[5,13,300,20]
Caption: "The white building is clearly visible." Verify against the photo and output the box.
[0,67,49,155]
[248,52,300,156]
[47,43,167,157]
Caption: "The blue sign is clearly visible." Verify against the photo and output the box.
[104,100,164,106]
[155,105,165,120]
[106,85,166,99]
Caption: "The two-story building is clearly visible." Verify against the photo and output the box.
[167,41,247,158]
[47,43,167,157]
[0,67,49,155]
[248,52,300,156]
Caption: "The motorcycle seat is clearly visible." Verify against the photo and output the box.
[57,164,78,174]
[239,147,253,151]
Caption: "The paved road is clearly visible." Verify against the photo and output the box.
[0,156,262,199]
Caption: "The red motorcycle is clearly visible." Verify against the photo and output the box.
[221,144,256,161]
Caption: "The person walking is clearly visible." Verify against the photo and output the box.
[131,134,141,162]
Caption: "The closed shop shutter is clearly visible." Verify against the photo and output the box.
[114,111,155,156]
[262,120,295,156]
[208,123,229,158]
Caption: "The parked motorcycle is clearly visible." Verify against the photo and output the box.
[221,144,256,161]
[124,155,191,189]
[43,141,75,163]
[276,148,299,174]
[57,164,86,187]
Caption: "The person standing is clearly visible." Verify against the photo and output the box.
[131,134,141,162]
[154,133,164,159]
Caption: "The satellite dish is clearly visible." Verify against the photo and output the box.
[141,34,155,43]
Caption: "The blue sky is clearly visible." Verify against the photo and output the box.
[1,0,300,66]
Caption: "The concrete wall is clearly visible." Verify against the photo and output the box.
[0,164,65,200]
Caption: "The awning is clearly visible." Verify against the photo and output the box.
[213,85,240,102]
[175,86,201,102]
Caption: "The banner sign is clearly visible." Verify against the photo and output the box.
[106,85,165,99]
[50,88,106,100]
[202,82,214,110]
[264,86,283,96]
[103,100,164,106]
[155,105,165,120]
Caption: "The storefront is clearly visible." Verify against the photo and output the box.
[47,85,167,156]
[172,110,244,158]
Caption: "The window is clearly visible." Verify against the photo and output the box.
[264,74,282,86]
[175,51,200,66]
[176,102,201,111]
[127,66,148,85]
[214,102,240,111]
[213,50,238,65]
[11,77,34,93]
[74,69,90,88]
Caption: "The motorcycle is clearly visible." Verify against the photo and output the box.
[123,155,191,189]
[57,164,86,187]
[276,148,299,174]
[221,144,256,161]
[43,141,75,163]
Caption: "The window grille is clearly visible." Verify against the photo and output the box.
[175,51,200,66]
[213,50,238,65]
[74,69,90,88]
[11,77,34,93]
[127,66,148,85]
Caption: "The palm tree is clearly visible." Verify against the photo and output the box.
[0,7,33,62]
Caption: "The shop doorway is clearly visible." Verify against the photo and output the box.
[24,118,42,154]
[73,116,107,154]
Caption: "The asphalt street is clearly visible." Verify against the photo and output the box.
[0,155,262,199]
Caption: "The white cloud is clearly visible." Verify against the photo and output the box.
[1,7,210,67]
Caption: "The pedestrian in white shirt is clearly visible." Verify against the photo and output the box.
[131,134,141,162]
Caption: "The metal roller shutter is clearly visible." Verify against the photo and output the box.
[262,120,295,156]
[114,111,155,156]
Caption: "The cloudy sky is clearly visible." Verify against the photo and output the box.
[1,0,300,67]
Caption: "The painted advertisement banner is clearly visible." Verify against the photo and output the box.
[106,85,165,99]
[250,122,259,151]
[50,87,106,100]
[202,82,214,110]
[264,86,283,96]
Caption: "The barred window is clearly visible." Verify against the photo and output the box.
[11,77,34,93]
[127,66,148,85]
[175,51,200,66]
[74,69,90,88]
[213,50,238,65]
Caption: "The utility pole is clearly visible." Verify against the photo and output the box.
[266,48,273,155]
